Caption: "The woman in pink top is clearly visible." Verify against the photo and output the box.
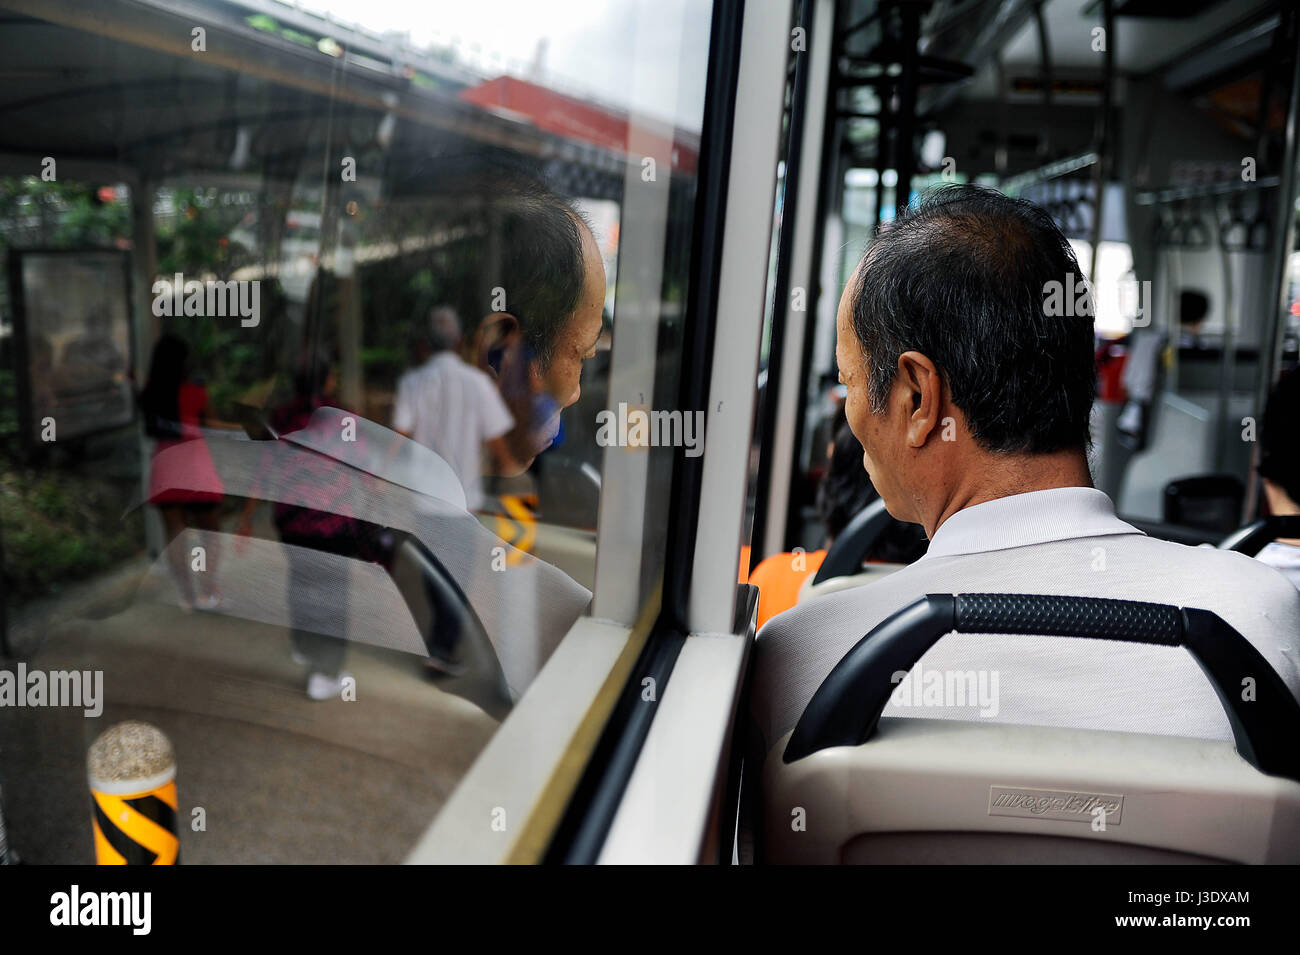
[140,334,224,610]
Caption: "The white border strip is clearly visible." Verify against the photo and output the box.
[406,617,632,863]
[761,0,834,560]
[592,0,690,625]
[597,631,749,863]
[687,0,796,634]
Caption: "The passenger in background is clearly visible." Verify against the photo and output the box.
[752,184,1300,755]
[1257,368,1300,588]
[392,306,514,511]
[259,355,385,701]
[1176,289,1211,349]
[748,409,927,630]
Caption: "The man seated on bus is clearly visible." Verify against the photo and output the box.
[751,184,1300,757]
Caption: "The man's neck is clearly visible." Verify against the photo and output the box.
[923,448,1093,538]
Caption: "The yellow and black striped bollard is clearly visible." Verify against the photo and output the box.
[87,721,180,865]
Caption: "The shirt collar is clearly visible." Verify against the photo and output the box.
[921,487,1143,561]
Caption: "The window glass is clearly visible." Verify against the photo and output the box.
[745,3,801,573]
[1066,239,1136,337]
[0,0,713,863]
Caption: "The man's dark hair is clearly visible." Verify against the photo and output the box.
[493,181,588,369]
[1180,289,1209,327]
[139,333,189,439]
[848,183,1097,453]
[1260,369,1300,505]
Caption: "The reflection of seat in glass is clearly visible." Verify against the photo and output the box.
[383,531,511,720]
[142,410,591,696]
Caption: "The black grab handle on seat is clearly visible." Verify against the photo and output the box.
[812,498,895,585]
[383,531,512,720]
[782,593,1300,784]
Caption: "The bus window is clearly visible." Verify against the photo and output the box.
[0,0,714,863]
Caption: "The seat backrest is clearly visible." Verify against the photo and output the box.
[811,498,895,586]
[809,497,928,590]
[761,593,1300,864]
[764,718,1300,863]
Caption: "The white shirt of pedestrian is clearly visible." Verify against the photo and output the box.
[392,352,513,510]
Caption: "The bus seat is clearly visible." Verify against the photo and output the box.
[810,498,894,585]
[762,593,1300,864]
[792,496,912,604]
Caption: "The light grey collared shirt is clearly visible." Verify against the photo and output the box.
[752,487,1300,750]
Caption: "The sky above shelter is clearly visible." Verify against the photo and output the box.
[303,0,713,130]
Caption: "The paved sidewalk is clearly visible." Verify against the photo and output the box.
[0,560,497,863]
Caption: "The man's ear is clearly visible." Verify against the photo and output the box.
[471,312,519,373]
[895,350,944,448]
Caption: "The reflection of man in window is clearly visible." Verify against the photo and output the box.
[465,182,607,478]
[392,306,514,511]
[393,158,607,483]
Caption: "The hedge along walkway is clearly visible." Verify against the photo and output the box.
[1,457,146,606]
